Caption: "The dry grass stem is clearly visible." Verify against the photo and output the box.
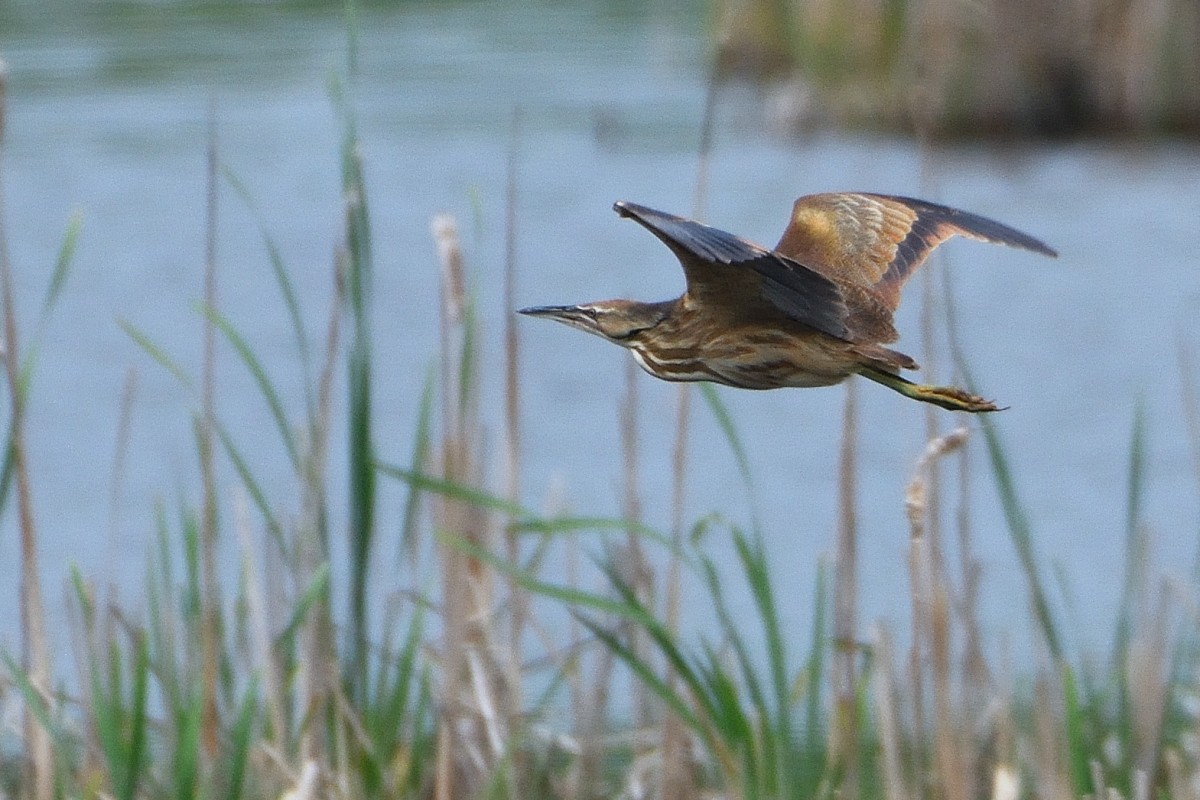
[294,244,347,766]
[1,54,54,800]
[199,99,222,759]
[905,427,969,533]
[619,355,654,730]
[432,214,465,327]
[662,382,693,800]
[832,377,859,788]
[502,109,527,746]
[905,425,974,800]
[1127,582,1172,777]
[871,625,912,800]
[991,763,1020,800]
[234,486,287,753]
[279,760,321,800]
[430,212,518,799]
[1031,678,1071,800]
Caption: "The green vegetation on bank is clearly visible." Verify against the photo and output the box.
[714,0,1200,138]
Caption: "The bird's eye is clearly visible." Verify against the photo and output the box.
[583,307,599,319]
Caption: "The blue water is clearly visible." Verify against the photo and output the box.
[2,2,1200,666]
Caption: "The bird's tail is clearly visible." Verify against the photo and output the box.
[850,343,919,373]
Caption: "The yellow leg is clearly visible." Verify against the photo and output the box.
[858,367,1001,413]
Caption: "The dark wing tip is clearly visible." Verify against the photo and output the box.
[877,194,1058,259]
[952,208,1059,258]
[613,200,665,223]
[612,200,682,227]
[612,200,772,265]
[1027,238,1059,259]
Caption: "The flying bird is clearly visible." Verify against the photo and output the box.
[520,194,1056,412]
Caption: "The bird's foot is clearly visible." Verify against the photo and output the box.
[907,383,1002,413]
[858,367,1003,412]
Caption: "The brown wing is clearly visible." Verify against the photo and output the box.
[614,201,850,339]
[774,193,1057,315]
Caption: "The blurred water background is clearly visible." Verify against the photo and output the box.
[2,0,1199,661]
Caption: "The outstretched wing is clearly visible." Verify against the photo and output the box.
[774,193,1057,312]
[614,201,850,339]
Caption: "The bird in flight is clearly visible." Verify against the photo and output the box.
[520,194,1056,412]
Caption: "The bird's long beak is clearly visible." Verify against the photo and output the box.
[518,305,584,322]
[517,304,602,335]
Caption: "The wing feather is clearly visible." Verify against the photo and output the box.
[775,192,1057,312]
[614,201,850,339]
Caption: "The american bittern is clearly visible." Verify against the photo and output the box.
[520,194,1056,412]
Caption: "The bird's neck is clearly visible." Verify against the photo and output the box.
[641,296,701,344]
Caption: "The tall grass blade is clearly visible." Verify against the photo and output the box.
[146,510,180,710]
[1061,663,1093,796]
[122,634,149,800]
[456,302,478,424]
[575,615,705,735]
[224,680,259,800]
[83,628,150,800]
[380,464,528,518]
[698,527,800,795]
[40,209,82,318]
[398,368,435,563]
[1,653,66,786]
[1113,402,1147,665]
[275,563,331,649]
[735,532,793,773]
[697,547,766,705]
[346,279,374,694]
[119,318,196,390]
[207,413,285,550]
[443,532,620,616]
[945,266,1063,661]
[121,317,286,547]
[0,211,80,518]
[0,415,13,516]
[803,560,829,784]
[513,515,675,546]
[382,463,678,552]
[698,382,760,530]
[172,684,204,800]
[335,68,377,700]
[361,607,431,798]
[223,168,315,424]
[109,366,138,552]
[978,412,1063,659]
[200,303,301,470]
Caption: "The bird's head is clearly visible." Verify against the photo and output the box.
[518,299,671,346]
